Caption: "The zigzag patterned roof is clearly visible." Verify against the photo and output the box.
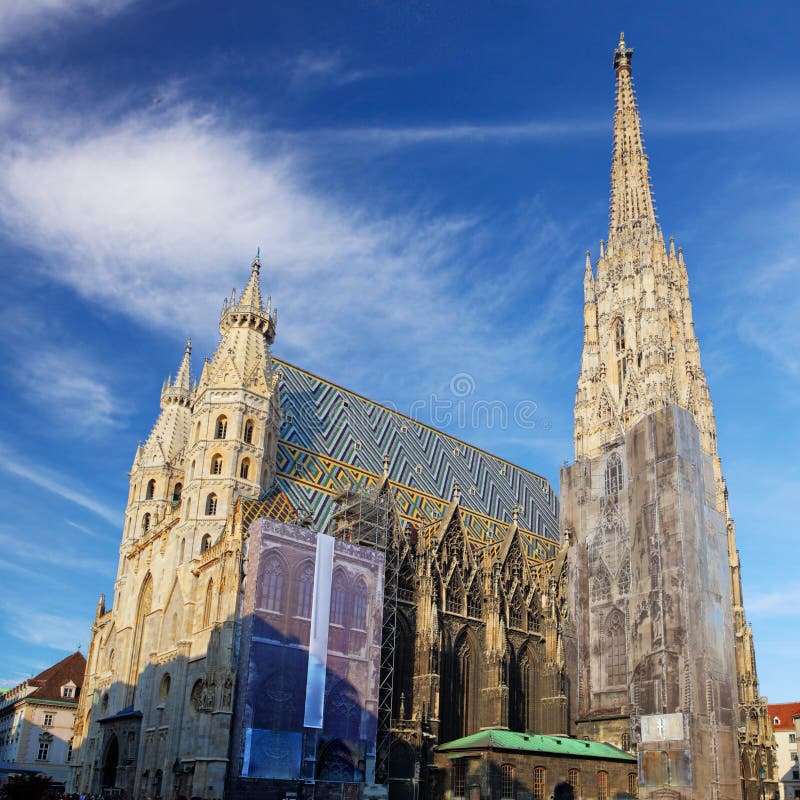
[269,359,559,561]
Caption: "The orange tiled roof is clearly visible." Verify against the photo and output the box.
[767,702,800,730]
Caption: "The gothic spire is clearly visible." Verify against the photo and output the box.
[238,250,264,310]
[173,339,192,392]
[609,32,656,235]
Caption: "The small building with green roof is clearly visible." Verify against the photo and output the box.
[434,729,638,800]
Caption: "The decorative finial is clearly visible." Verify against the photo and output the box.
[185,338,192,353]
[382,453,390,477]
[253,247,261,271]
[512,504,522,525]
[619,31,626,50]
[452,482,461,502]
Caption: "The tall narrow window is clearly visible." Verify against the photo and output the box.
[532,766,546,800]
[211,454,223,475]
[142,513,151,533]
[203,580,214,627]
[295,562,314,618]
[243,420,254,444]
[240,458,250,480]
[446,573,463,614]
[614,318,625,353]
[621,732,630,750]
[262,555,285,613]
[331,572,347,626]
[500,764,515,799]
[627,773,638,796]
[37,740,50,761]
[604,610,627,687]
[509,591,523,629]
[605,452,623,496]
[215,415,227,439]
[205,493,217,516]
[172,483,182,504]
[200,533,211,552]
[597,771,608,800]
[353,578,368,630]
[452,762,466,798]
[567,769,581,798]
[145,479,156,500]
[467,580,481,617]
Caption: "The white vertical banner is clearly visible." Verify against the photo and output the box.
[242,727,252,776]
[303,532,335,728]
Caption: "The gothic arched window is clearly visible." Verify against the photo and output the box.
[446,572,463,614]
[295,562,314,618]
[618,558,631,595]
[239,458,250,480]
[398,557,415,602]
[605,452,623,496]
[172,483,182,504]
[353,578,368,631]
[597,770,609,800]
[509,591,524,629]
[591,564,611,601]
[211,454,223,475]
[604,610,627,687]
[214,415,227,440]
[200,533,211,553]
[262,555,285,613]
[243,420,255,444]
[331,571,347,626]
[467,580,481,618]
[145,479,155,500]
[455,636,474,738]
[614,318,625,354]
[142,513,151,533]
[567,769,581,797]
[205,493,217,516]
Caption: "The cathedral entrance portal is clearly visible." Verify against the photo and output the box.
[102,735,119,789]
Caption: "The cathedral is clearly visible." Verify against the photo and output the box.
[69,36,775,800]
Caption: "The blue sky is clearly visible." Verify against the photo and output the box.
[0,1,798,703]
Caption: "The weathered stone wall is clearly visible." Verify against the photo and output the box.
[562,405,741,799]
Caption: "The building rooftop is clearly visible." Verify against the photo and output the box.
[0,651,85,709]
[768,702,800,731]
[436,729,637,762]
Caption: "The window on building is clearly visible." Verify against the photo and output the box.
[62,686,74,698]
[262,556,285,613]
[628,773,638,796]
[532,766,546,800]
[500,764,515,799]
[146,479,156,500]
[172,483,182,504]
[621,732,630,750]
[604,610,627,686]
[792,751,798,762]
[243,420,254,444]
[43,714,53,727]
[211,454,223,475]
[567,768,580,798]
[36,741,50,761]
[446,574,463,614]
[605,452,623,495]
[597,770,608,800]
[614,318,625,354]
[203,580,214,628]
[591,566,611,601]
[353,579,368,631]
[205,493,217,516]
[466,581,481,618]
[240,458,250,480]
[215,415,228,439]
[142,513,151,533]
[331,572,347,626]
[791,732,797,743]
[200,533,211,552]
[451,762,466,798]
[296,563,314,618]
[509,591,524,629]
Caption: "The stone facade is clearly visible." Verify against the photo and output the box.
[562,33,775,800]
[767,703,800,799]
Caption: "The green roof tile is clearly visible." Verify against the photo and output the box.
[437,729,636,762]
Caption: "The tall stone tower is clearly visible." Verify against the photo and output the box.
[71,256,282,800]
[561,35,775,800]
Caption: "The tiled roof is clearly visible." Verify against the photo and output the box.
[768,702,800,731]
[437,729,636,762]
[22,651,85,703]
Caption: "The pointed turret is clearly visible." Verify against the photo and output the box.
[609,32,656,237]
[238,251,264,310]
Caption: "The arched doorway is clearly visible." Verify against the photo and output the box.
[102,735,119,789]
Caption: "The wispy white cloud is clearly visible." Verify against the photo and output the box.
[10,346,130,432]
[0,598,89,652]
[0,531,114,576]
[66,520,116,542]
[0,0,135,48]
[287,50,392,89]
[743,583,800,617]
[0,443,120,525]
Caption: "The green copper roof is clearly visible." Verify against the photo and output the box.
[437,729,636,762]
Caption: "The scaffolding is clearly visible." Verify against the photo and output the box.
[329,485,398,784]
